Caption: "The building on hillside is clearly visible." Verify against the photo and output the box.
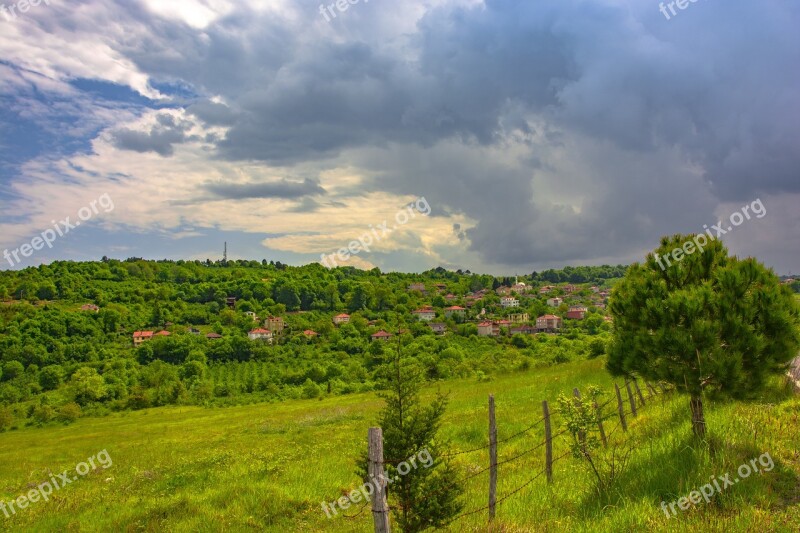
[496,286,513,296]
[539,286,554,294]
[187,327,201,335]
[371,330,393,342]
[429,323,447,335]
[563,284,578,294]
[245,311,259,322]
[248,328,273,342]
[547,297,563,307]
[508,313,529,323]
[333,313,350,325]
[303,330,319,338]
[536,315,562,332]
[206,333,223,340]
[510,325,536,335]
[566,306,588,320]
[444,306,466,318]
[133,331,154,346]
[434,283,447,292]
[81,304,100,312]
[408,283,426,293]
[264,316,285,333]
[226,297,237,309]
[155,330,171,337]
[477,321,496,337]
[500,296,519,308]
[445,293,458,302]
[412,307,436,321]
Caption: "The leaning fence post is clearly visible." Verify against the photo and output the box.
[615,383,628,432]
[594,398,607,447]
[646,381,658,398]
[488,395,497,522]
[633,380,646,407]
[625,379,638,417]
[543,400,553,483]
[573,388,586,446]
[368,428,391,533]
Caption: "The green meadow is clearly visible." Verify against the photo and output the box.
[0,358,798,532]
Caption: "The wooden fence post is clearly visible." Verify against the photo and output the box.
[633,380,646,407]
[646,382,657,398]
[368,428,391,533]
[614,383,628,432]
[543,400,553,483]
[488,395,498,522]
[573,388,586,445]
[594,399,607,447]
[625,379,638,417]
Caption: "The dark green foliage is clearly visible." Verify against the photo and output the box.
[359,339,463,532]
[608,235,800,436]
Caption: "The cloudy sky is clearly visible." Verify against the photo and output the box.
[0,0,798,274]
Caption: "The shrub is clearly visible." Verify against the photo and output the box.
[57,402,82,423]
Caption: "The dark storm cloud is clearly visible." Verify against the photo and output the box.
[111,113,195,156]
[204,178,326,200]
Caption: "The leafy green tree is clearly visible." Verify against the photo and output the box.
[608,235,800,438]
[70,367,108,405]
[359,341,463,531]
[39,365,64,391]
[2,361,24,381]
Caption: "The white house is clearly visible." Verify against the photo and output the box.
[248,328,273,342]
[500,296,519,308]
[547,297,563,307]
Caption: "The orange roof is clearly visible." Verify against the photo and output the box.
[371,330,393,337]
[155,331,171,336]
[249,328,271,334]
[334,313,350,318]
[133,331,154,337]
[303,330,318,336]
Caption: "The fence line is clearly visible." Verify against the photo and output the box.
[361,378,674,531]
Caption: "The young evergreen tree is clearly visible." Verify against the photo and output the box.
[358,335,463,532]
[608,234,800,438]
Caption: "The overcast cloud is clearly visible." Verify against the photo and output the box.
[0,0,797,274]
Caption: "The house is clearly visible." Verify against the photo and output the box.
[245,311,259,322]
[206,333,223,340]
[412,307,436,321]
[264,316,285,333]
[226,297,237,309]
[434,283,447,292]
[496,319,512,329]
[154,330,171,337]
[408,283,426,293]
[429,323,447,335]
[508,313,529,323]
[496,286,513,296]
[444,306,466,318]
[371,330,393,342]
[566,306,588,320]
[133,331,154,346]
[500,296,519,308]
[547,297,563,308]
[477,321,496,337]
[512,282,528,293]
[248,328,273,342]
[445,293,458,302]
[563,284,578,294]
[303,330,319,338]
[536,315,562,332]
[187,327,201,335]
[539,286,554,294]
[81,304,99,312]
[510,325,536,335]
[333,313,350,325]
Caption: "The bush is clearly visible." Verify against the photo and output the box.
[32,404,56,425]
[0,408,13,431]
[57,402,82,423]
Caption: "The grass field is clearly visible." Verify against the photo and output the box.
[0,358,798,532]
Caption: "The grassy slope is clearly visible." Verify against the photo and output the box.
[0,359,797,532]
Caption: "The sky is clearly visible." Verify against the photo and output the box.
[0,0,798,275]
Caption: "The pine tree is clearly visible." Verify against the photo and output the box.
[608,234,800,438]
[358,336,463,531]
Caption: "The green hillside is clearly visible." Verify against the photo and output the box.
[0,358,797,531]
